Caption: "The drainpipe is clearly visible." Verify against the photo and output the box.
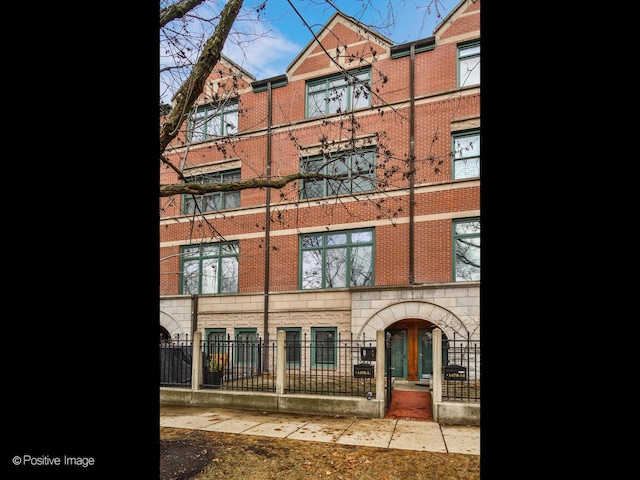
[263,80,273,371]
[408,44,416,285]
[191,294,198,338]
[251,74,287,372]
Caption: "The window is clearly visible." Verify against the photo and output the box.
[452,130,480,179]
[300,229,374,289]
[206,329,226,343]
[301,148,376,199]
[311,327,336,367]
[306,69,371,117]
[204,328,226,360]
[182,170,241,214]
[458,41,480,87]
[181,242,239,294]
[453,218,480,281]
[187,100,238,142]
[278,328,301,365]
[235,328,258,370]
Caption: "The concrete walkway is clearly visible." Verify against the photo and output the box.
[160,400,479,455]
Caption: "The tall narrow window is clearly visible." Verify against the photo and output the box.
[458,41,480,88]
[300,229,374,289]
[235,329,258,377]
[452,130,480,179]
[306,69,371,117]
[181,242,239,294]
[187,100,239,142]
[312,327,336,367]
[453,219,480,281]
[182,170,241,214]
[278,328,302,365]
[204,328,226,361]
[206,329,226,343]
[301,149,376,199]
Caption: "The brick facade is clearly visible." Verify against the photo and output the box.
[160,1,480,380]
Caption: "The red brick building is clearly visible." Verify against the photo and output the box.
[160,0,480,383]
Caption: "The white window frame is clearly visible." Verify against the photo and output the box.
[458,41,480,88]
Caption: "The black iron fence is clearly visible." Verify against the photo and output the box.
[160,332,480,402]
[283,333,377,397]
[441,333,480,402]
[202,337,277,392]
[159,336,193,387]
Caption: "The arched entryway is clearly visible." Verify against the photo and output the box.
[160,311,188,341]
[160,325,171,343]
[386,319,448,382]
[356,300,464,382]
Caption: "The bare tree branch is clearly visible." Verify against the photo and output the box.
[160,173,343,197]
[160,154,186,182]
[160,0,208,28]
[160,0,243,157]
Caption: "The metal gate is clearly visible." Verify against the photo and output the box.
[385,332,393,408]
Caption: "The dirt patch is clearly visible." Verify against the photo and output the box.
[160,430,219,480]
[160,427,480,480]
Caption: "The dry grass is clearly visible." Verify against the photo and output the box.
[160,427,480,480]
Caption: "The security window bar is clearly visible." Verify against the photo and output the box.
[306,70,371,118]
[301,149,376,199]
[300,229,374,289]
[182,170,241,214]
[187,101,239,142]
[458,41,480,88]
[181,242,239,294]
[453,130,480,179]
[453,219,480,281]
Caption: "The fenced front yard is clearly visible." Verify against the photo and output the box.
[160,331,479,403]
[441,333,481,402]
[160,332,378,397]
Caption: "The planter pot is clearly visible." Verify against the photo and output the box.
[204,370,223,388]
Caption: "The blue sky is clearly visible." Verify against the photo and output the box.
[222,0,458,81]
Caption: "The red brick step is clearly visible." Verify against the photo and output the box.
[384,390,433,422]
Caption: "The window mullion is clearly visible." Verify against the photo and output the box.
[324,80,330,115]
[345,239,352,287]
[321,238,327,288]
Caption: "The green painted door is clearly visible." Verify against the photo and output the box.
[388,330,406,378]
[418,329,433,380]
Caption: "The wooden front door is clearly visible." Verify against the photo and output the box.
[387,319,434,381]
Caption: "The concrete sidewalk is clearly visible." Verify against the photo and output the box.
[160,404,480,455]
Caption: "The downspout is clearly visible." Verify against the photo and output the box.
[263,80,273,371]
[191,294,198,338]
[409,44,416,285]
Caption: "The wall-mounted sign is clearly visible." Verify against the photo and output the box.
[444,365,467,381]
[354,364,374,378]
